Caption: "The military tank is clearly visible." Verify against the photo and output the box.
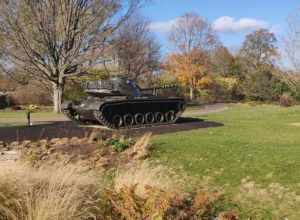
[62,76,186,129]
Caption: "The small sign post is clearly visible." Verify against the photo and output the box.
[25,105,38,127]
[27,111,31,126]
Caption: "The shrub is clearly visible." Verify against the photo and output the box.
[110,138,130,152]
[9,82,52,106]
[63,85,87,101]
[279,93,294,107]
[197,89,217,104]
[0,93,9,109]
[240,70,293,102]
[105,185,239,220]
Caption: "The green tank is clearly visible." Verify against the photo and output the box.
[62,76,186,129]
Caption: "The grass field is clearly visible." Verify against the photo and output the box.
[152,104,300,193]
[1,104,300,217]
[1,104,300,193]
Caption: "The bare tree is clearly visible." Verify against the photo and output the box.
[0,0,143,112]
[239,29,278,70]
[285,9,300,72]
[113,14,161,82]
[168,12,218,99]
[211,45,235,76]
[169,12,218,54]
[238,29,281,101]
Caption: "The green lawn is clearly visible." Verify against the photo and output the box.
[1,104,300,216]
[2,105,300,193]
[152,104,300,193]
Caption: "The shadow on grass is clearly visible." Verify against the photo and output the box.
[121,117,223,137]
[0,117,224,143]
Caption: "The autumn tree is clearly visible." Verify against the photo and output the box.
[168,12,218,100]
[166,49,211,100]
[0,0,143,112]
[113,14,161,82]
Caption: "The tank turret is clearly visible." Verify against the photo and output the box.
[83,77,142,97]
[62,76,186,129]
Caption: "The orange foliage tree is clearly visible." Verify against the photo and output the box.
[166,12,218,100]
[165,49,211,100]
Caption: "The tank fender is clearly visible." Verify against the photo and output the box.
[79,102,103,111]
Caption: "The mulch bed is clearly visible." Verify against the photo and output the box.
[0,118,223,143]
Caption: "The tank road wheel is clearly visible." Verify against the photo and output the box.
[155,112,164,123]
[165,111,176,122]
[63,109,80,122]
[112,114,123,128]
[178,102,186,112]
[145,112,155,124]
[63,109,75,120]
[134,113,145,125]
[124,114,134,127]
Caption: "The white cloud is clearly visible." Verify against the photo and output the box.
[212,16,269,33]
[148,18,179,33]
[149,16,273,34]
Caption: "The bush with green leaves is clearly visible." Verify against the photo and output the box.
[63,83,87,101]
[241,70,292,101]
[0,93,9,109]
[109,136,134,152]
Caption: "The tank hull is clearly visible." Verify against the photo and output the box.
[62,97,186,129]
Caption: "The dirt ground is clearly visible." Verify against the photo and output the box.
[0,103,229,143]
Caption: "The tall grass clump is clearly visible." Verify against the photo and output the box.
[0,133,257,220]
[114,161,179,197]
[0,162,101,220]
[235,178,300,219]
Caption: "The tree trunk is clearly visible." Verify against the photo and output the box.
[189,87,194,100]
[53,83,63,113]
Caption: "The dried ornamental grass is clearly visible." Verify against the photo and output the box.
[0,161,101,220]
[114,161,178,197]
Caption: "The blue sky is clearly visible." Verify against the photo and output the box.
[141,0,299,57]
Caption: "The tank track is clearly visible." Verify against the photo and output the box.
[63,98,185,129]
[93,109,180,129]
[93,110,113,128]
[63,109,87,125]
[63,109,77,122]
[92,100,184,129]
